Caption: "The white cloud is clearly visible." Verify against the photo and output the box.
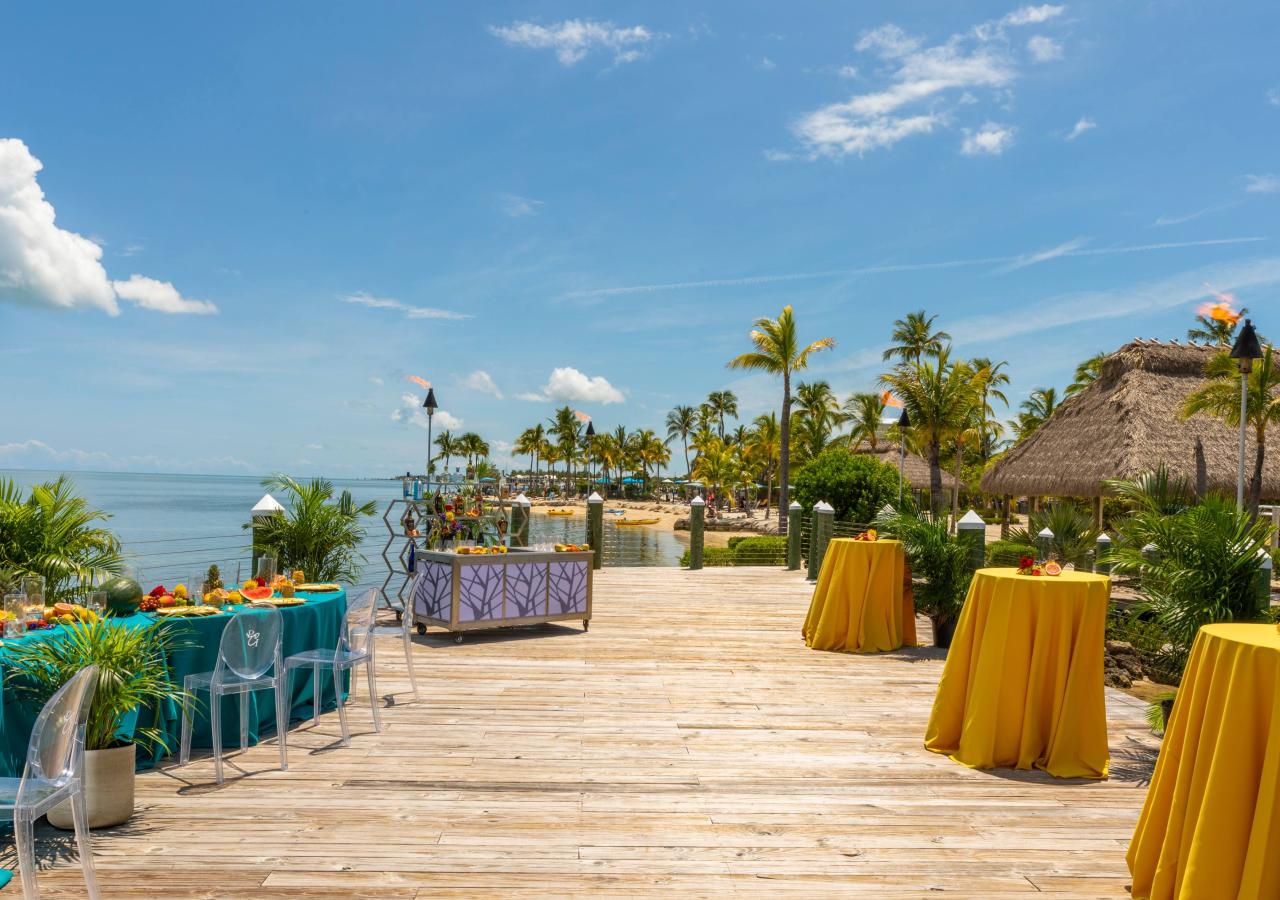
[837,65,859,79]
[306,443,324,450]
[992,236,1089,272]
[1269,87,1280,107]
[392,392,462,430]
[1065,116,1096,141]
[1244,174,1280,194]
[369,376,384,386]
[340,292,471,321]
[961,121,1015,155]
[1002,5,1066,27]
[757,57,777,71]
[763,149,795,162]
[0,438,252,473]
[0,138,119,314]
[464,369,503,398]
[1152,203,1233,227]
[488,19,656,67]
[500,193,544,218]
[519,367,624,404]
[112,274,218,315]
[1027,35,1063,62]
[122,243,144,257]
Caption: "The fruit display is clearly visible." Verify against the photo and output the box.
[155,606,219,618]
[853,529,878,542]
[139,596,159,613]
[455,546,510,556]
[240,586,274,602]
[45,603,99,625]
[554,543,590,552]
[1016,555,1042,576]
[99,576,144,614]
[1043,560,1063,576]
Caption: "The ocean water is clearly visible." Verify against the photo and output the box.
[0,470,684,595]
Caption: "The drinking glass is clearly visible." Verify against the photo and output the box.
[87,591,107,618]
[3,593,27,639]
[21,575,45,611]
[255,554,278,585]
[189,576,204,607]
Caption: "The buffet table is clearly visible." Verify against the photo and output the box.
[803,538,915,653]
[1127,624,1280,899]
[0,588,348,776]
[924,568,1110,779]
[411,548,593,639]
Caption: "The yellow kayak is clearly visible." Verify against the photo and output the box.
[546,508,576,516]
[615,518,659,526]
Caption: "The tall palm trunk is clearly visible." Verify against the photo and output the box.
[765,469,774,520]
[1250,431,1266,520]
[927,438,944,521]
[951,438,963,532]
[682,437,690,479]
[779,373,792,536]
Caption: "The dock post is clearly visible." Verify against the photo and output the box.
[688,496,705,570]
[786,502,802,571]
[1036,527,1054,562]
[1094,533,1112,575]
[956,509,986,572]
[808,502,834,582]
[511,493,531,547]
[587,492,604,570]
[1258,549,1274,615]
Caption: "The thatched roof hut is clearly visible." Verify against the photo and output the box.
[981,339,1280,500]
[856,444,957,491]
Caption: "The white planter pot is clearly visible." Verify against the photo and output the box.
[48,742,136,830]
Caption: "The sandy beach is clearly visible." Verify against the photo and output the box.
[526,497,781,547]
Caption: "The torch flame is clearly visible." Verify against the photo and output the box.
[573,410,591,423]
[880,390,903,409]
[1197,284,1241,325]
[406,375,432,390]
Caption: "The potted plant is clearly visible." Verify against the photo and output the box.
[875,509,974,650]
[5,619,191,828]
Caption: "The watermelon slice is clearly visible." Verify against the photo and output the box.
[241,586,274,602]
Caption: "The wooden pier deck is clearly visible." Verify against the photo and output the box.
[17,567,1158,898]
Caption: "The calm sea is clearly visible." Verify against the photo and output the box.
[0,470,684,595]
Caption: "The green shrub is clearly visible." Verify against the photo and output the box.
[679,547,736,567]
[874,509,974,626]
[793,448,901,524]
[1006,502,1101,567]
[726,536,748,550]
[986,539,1030,567]
[731,536,787,565]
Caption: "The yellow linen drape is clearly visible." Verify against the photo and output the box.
[802,539,915,653]
[1127,624,1280,899]
[924,568,1110,779]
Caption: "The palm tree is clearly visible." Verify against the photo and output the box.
[727,305,836,530]
[1014,387,1060,442]
[633,428,668,485]
[747,412,781,517]
[728,424,750,450]
[549,407,582,495]
[249,475,378,584]
[791,380,843,465]
[0,475,124,604]
[514,424,546,484]
[692,438,744,511]
[665,405,697,478]
[458,432,490,473]
[880,348,976,519]
[1066,353,1106,396]
[433,430,458,476]
[1182,345,1280,517]
[882,310,950,365]
[946,372,982,527]
[843,392,886,451]
[705,390,739,440]
[1188,306,1249,345]
[969,357,1010,461]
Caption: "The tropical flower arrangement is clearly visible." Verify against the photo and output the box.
[1016,555,1062,576]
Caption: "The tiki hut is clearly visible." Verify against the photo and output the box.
[981,339,1280,520]
[856,444,957,492]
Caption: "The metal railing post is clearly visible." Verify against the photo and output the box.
[1094,533,1112,575]
[688,496,705,570]
[786,502,802,571]
[807,502,834,582]
[956,509,986,573]
[587,492,604,570]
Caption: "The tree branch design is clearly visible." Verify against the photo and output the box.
[507,563,547,618]
[460,564,503,621]
[413,561,452,620]
[549,561,587,614]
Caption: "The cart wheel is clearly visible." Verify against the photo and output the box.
[453,633,464,644]
[416,623,427,635]
[582,620,589,632]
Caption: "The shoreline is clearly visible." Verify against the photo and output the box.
[527,497,781,548]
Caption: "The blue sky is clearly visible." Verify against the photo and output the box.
[1,1,1277,477]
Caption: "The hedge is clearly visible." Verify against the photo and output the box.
[986,539,1032,567]
[730,536,787,565]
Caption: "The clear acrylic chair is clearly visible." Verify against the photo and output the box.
[401,580,420,700]
[179,606,288,785]
[285,588,381,745]
[0,664,100,899]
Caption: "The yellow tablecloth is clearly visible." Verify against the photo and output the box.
[924,567,1110,779]
[1127,624,1280,899]
[802,538,916,653]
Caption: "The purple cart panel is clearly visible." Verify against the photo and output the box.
[548,561,588,615]
[506,562,548,618]
[413,561,452,620]
[458,564,504,622]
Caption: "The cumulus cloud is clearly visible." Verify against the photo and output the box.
[1244,174,1280,194]
[1065,116,1096,141]
[1027,35,1063,62]
[791,8,1065,159]
[518,367,624,404]
[0,438,252,473]
[340,291,471,320]
[112,274,218,315]
[392,392,463,430]
[961,122,1015,155]
[500,193,544,218]
[0,138,216,316]
[464,370,503,398]
[488,19,657,67]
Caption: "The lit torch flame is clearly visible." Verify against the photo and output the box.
[406,375,432,390]
[573,410,591,423]
[880,390,903,409]
[1198,285,1241,325]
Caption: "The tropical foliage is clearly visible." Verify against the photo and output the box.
[1005,502,1102,567]
[874,508,974,627]
[0,476,124,604]
[792,448,900,524]
[5,619,191,753]
[247,475,378,584]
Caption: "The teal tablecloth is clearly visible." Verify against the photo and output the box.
[0,589,348,776]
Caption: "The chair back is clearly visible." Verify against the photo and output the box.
[22,665,98,794]
[216,606,283,680]
[339,589,378,658]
